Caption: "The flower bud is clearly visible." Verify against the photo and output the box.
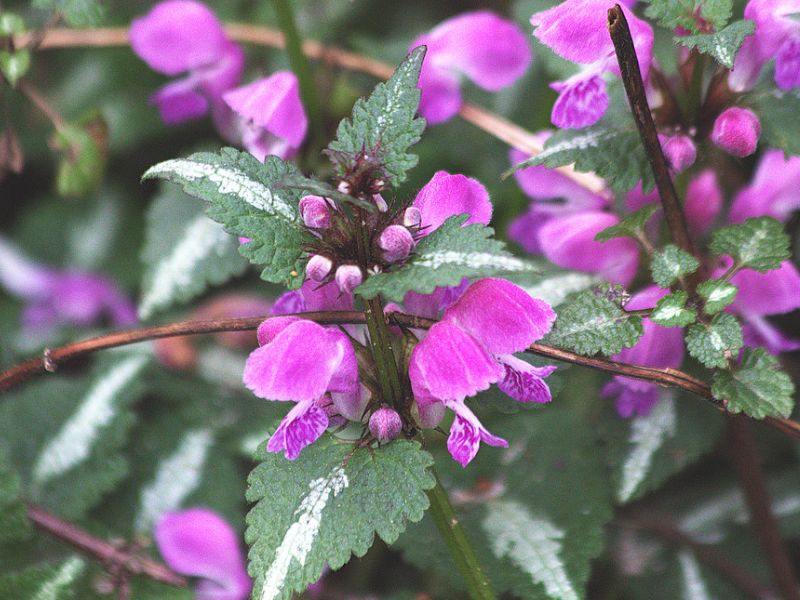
[660,134,696,173]
[710,107,761,158]
[369,406,402,442]
[403,206,422,228]
[372,194,389,212]
[299,195,331,229]
[337,180,351,195]
[239,236,251,244]
[379,225,415,263]
[305,255,332,282]
[335,264,363,294]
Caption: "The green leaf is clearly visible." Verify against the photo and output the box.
[645,0,732,31]
[143,149,307,289]
[0,451,31,544]
[32,0,104,26]
[327,47,426,186]
[697,279,738,314]
[0,557,86,599]
[508,123,654,192]
[543,286,644,356]
[397,405,613,600]
[246,437,434,600]
[355,215,537,302]
[0,49,30,87]
[52,112,108,198]
[650,291,697,327]
[650,244,700,287]
[595,204,659,242]
[745,88,800,158]
[712,348,795,418]
[0,13,27,35]
[676,20,755,68]
[685,313,743,368]
[709,216,790,273]
[0,350,149,519]
[138,184,248,320]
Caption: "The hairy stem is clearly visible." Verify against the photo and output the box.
[727,417,800,600]
[426,471,497,600]
[26,504,188,588]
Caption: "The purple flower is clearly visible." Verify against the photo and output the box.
[538,211,640,286]
[684,170,723,237]
[729,0,800,92]
[409,278,556,466]
[412,170,493,234]
[154,508,251,600]
[601,286,685,417]
[531,0,653,128]
[0,237,136,336]
[272,279,354,315]
[710,107,761,158]
[508,142,611,253]
[369,406,403,442]
[660,133,697,173]
[410,11,532,124]
[130,0,244,127]
[728,150,800,223]
[243,318,361,459]
[223,71,308,161]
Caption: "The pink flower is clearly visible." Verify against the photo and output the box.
[710,107,761,158]
[410,11,532,124]
[412,170,492,234]
[223,71,308,161]
[154,508,251,600]
[0,236,136,337]
[130,0,244,127]
[601,286,685,417]
[729,0,800,92]
[243,318,361,459]
[409,278,556,466]
[728,150,800,223]
[531,0,653,128]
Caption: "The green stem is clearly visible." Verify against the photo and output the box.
[427,471,497,600]
[272,0,322,137]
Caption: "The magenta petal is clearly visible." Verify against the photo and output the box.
[152,78,210,124]
[409,321,503,402]
[267,398,330,460]
[415,55,463,125]
[731,261,800,316]
[243,320,354,402]
[130,0,228,75]
[550,72,609,129]
[728,150,800,224]
[741,314,800,355]
[423,11,532,91]
[444,399,508,467]
[154,508,251,600]
[775,37,800,89]
[330,385,369,422]
[538,211,640,285]
[729,35,764,92]
[256,316,302,346]
[602,379,661,418]
[684,170,722,237]
[497,355,555,403]
[443,278,556,353]
[412,171,492,233]
[223,71,308,149]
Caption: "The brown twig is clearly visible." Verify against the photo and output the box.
[17,81,66,131]
[1,311,799,441]
[727,418,800,600]
[607,5,697,263]
[621,512,776,599]
[12,25,605,194]
[26,503,188,589]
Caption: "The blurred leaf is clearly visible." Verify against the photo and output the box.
[650,244,700,288]
[32,0,104,26]
[328,46,426,187]
[644,0,732,31]
[139,184,248,320]
[712,348,794,418]
[685,313,743,368]
[595,204,659,243]
[51,112,108,198]
[710,217,790,273]
[676,20,755,68]
[246,437,434,600]
[143,149,307,289]
[745,88,800,158]
[0,49,30,86]
[0,450,31,544]
[356,215,537,302]
[0,557,85,599]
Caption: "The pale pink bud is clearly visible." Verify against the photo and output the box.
[660,134,696,173]
[337,180,351,195]
[306,255,332,282]
[710,107,761,158]
[379,225,414,263]
[403,206,422,228]
[369,406,403,442]
[372,194,389,212]
[335,264,363,294]
[299,195,331,229]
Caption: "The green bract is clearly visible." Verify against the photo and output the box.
[676,20,755,68]
[356,215,537,302]
[650,291,697,327]
[246,437,434,600]
[650,244,700,288]
[685,313,743,368]
[712,348,795,419]
[697,279,738,314]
